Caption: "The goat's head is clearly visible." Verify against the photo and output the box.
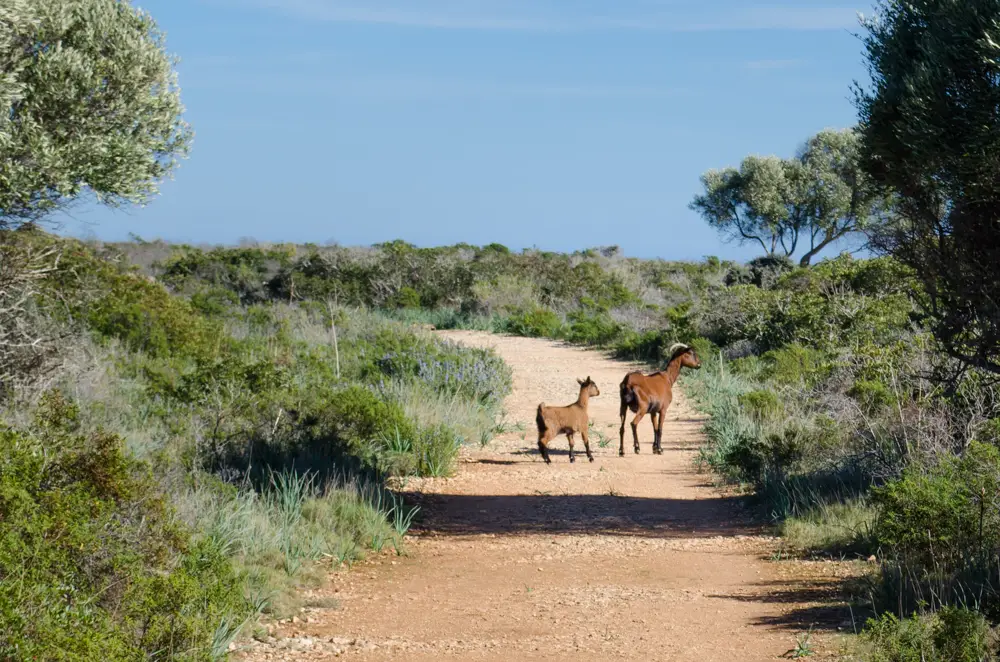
[668,343,702,370]
[577,376,600,397]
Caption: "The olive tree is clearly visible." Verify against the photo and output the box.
[0,0,188,393]
[0,0,191,227]
[691,128,886,266]
[856,0,1000,375]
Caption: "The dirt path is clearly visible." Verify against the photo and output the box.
[238,332,851,661]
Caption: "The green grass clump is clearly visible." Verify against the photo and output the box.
[781,500,876,557]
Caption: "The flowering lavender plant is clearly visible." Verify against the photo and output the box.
[377,338,511,408]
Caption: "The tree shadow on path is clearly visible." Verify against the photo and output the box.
[400,490,766,539]
[708,578,872,633]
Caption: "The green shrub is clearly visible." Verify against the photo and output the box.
[324,385,416,460]
[860,608,996,662]
[470,274,540,315]
[414,423,462,477]
[189,286,240,318]
[390,286,422,309]
[565,309,624,346]
[761,344,834,387]
[38,240,217,359]
[720,425,806,485]
[665,302,699,344]
[976,418,1000,447]
[614,328,673,363]
[849,378,898,412]
[738,389,783,421]
[500,306,563,338]
[705,255,915,354]
[0,393,249,661]
[157,245,293,304]
[873,442,1000,572]
[725,255,794,288]
[687,336,718,363]
[871,442,1000,615]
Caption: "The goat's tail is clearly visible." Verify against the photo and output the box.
[535,403,547,434]
[619,375,636,406]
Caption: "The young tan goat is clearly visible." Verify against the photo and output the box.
[535,377,600,464]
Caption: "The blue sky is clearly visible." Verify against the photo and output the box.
[71,0,875,261]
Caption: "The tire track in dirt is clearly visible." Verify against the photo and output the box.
[237,332,851,661]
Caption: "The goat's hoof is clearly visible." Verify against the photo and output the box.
[618,451,624,457]
[588,456,594,463]
[569,456,576,463]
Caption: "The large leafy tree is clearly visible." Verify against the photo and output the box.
[691,128,885,266]
[856,0,1000,376]
[0,0,190,227]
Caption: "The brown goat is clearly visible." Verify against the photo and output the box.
[535,377,600,464]
[619,343,701,456]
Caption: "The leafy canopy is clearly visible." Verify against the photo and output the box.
[691,128,887,266]
[0,0,190,226]
[856,0,1000,376]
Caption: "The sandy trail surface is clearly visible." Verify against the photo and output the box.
[238,331,852,661]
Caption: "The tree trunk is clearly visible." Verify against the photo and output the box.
[798,232,842,266]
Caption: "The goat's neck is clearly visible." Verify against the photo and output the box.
[662,358,684,385]
[576,388,591,408]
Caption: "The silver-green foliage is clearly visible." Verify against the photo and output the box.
[690,129,887,266]
[0,0,190,225]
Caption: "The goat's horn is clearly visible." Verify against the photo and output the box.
[668,343,689,354]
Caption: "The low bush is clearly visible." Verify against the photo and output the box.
[0,392,251,660]
[849,379,899,413]
[874,442,1000,574]
[738,389,783,421]
[157,245,293,305]
[564,308,625,346]
[614,328,674,363]
[470,274,540,315]
[35,238,218,360]
[871,443,1000,615]
[859,608,997,662]
[499,306,564,338]
[760,344,834,387]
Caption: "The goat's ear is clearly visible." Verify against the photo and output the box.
[586,376,591,383]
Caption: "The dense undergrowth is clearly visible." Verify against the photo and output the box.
[0,228,512,659]
[109,236,1000,658]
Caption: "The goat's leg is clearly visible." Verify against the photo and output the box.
[630,411,646,454]
[538,430,553,464]
[619,405,628,457]
[581,427,594,462]
[649,412,660,454]
[567,432,576,463]
[654,411,666,455]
